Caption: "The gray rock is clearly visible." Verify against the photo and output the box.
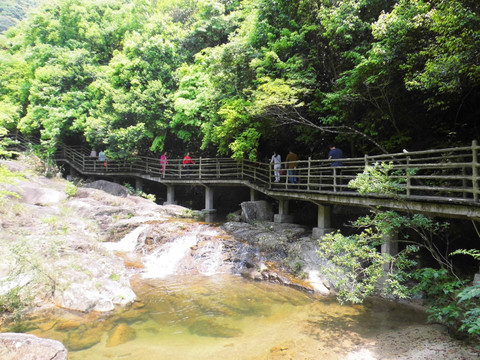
[84,180,129,197]
[54,280,136,312]
[0,333,67,360]
[240,200,273,222]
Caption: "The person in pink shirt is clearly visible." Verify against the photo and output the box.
[160,152,168,175]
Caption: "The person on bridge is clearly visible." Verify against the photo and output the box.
[328,145,343,167]
[270,151,282,182]
[285,150,298,183]
[98,150,107,170]
[183,152,194,175]
[328,145,343,189]
[160,152,168,176]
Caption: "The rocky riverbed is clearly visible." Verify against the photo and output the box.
[0,156,479,359]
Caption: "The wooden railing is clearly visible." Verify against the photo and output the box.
[5,134,480,204]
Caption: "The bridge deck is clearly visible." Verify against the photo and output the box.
[7,135,480,220]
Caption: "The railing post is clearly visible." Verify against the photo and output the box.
[364,154,369,167]
[241,159,244,180]
[216,159,220,178]
[473,140,478,202]
[333,168,337,192]
[406,156,411,197]
[199,157,202,179]
[269,163,272,188]
[82,153,85,170]
[307,157,311,191]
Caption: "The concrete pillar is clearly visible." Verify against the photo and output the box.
[473,267,480,286]
[164,185,176,205]
[274,199,294,223]
[381,232,399,272]
[312,204,335,238]
[135,178,143,192]
[250,188,256,201]
[204,186,215,212]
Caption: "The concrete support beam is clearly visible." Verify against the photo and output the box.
[381,232,399,272]
[164,185,176,205]
[274,199,294,223]
[135,178,143,193]
[312,204,335,238]
[204,186,215,212]
[250,188,256,201]
[473,269,480,286]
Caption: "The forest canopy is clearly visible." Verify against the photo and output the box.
[0,0,479,161]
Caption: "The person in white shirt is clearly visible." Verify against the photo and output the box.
[270,151,282,182]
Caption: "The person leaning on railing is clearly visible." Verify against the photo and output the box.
[328,145,343,187]
[270,151,282,182]
[98,150,107,170]
[183,152,194,175]
[285,150,298,183]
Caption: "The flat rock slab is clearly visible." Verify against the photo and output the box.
[0,333,67,360]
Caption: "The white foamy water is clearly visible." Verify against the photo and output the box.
[101,224,149,252]
[195,241,224,276]
[142,234,200,279]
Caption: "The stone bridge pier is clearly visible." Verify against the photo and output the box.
[273,201,335,238]
[312,203,335,238]
[274,199,293,223]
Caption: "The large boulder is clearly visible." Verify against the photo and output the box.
[84,180,129,197]
[240,200,273,222]
[0,333,67,360]
[55,280,136,312]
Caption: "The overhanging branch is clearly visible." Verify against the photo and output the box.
[256,105,388,153]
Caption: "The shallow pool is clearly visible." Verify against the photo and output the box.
[4,273,428,359]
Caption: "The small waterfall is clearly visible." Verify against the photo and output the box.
[142,231,201,279]
[141,226,229,279]
[101,224,149,252]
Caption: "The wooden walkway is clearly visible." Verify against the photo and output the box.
[8,135,480,220]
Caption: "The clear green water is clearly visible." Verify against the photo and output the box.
[3,273,428,359]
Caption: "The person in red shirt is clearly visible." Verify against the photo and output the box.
[183,152,195,175]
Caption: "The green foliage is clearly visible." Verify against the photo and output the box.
[64,182,77,197]
[451,249,480,336]
[0,164,25,199]
[0,287,23,314]
[1,0,477,158]
[327,161,480,339]
[317,230,417,304]
[123,182,156,202]
[457,284,480,336]
[451,249,480,261]
[349,162,405,195]
[412,268,471,336]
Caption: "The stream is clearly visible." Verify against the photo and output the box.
[0,221,438,359]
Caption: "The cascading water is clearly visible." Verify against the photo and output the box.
[142,233,200,279]
[193,240,224,276]
[101,224,149,252]
[141,225,228,279]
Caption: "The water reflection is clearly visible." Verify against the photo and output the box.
[2,274,428,360]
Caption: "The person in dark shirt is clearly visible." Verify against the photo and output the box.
[328,146,343,167]
[328,145,343,190]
